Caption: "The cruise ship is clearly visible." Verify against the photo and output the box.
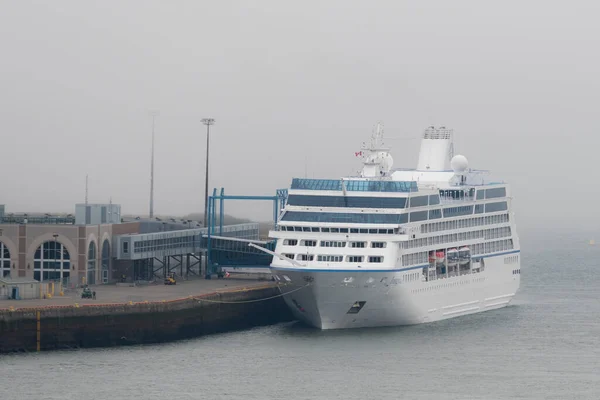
[263,124,520,329]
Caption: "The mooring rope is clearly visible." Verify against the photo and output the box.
[194,283,310,304]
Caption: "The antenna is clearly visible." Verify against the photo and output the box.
[305,155,308,178]
[85,174,88,205]
[149,110,159,218]
[449,129,455,160]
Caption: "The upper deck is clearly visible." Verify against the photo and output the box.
[290,178,418,193]
[278,124,512,229]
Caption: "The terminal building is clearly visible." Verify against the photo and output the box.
[0,201,268,288]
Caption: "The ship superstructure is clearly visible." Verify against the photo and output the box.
[266,124,520,329]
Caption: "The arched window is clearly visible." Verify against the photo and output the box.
[101,240,110,283]
[34,241,70,282]
[0,241,10,278]
[87,241,96,285]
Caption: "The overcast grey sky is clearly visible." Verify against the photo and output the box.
[1,1,598,230]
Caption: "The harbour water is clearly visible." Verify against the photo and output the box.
[1,229,599,400]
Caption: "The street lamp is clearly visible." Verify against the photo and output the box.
[52,233,59,282]
[201,118,215,228]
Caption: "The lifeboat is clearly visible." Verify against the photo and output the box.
[458,246,471,265]
[435,250,446,264]
[428,251,436,264]
[447,248,459,265]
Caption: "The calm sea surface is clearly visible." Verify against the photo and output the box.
[1,230,599,400]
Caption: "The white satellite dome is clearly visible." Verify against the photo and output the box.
[382,153,394,172]
[451,154,469,173]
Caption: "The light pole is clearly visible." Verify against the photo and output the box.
[149,111,159,219]
[201,118,215,228]
[52,233,59,282]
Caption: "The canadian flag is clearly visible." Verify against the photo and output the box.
[355,151,363,157]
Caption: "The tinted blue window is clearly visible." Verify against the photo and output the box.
[287,195,407,208]
[291,178,418,192]
[410,211,428,222]
[475,204,484,214]
[485,187,506,199]
[348,197,407,208]
[476,190,485,200]
[409,196,428,207]
[429,195,440,205]
[429,209,442,219]
[281,211,408,224]
[485,201,508,213]
[443,206,473,218]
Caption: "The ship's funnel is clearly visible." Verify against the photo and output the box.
[416,126,453,171]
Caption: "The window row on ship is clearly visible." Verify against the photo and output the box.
[277,238,514,267]
[281,201,508,224]
[404,226,512,249]
[402,239,515,266]
[420,213,510,233]
[280,226,511,251]
[280,253,385,263]
[282,239,387,248]
[286,186,507,209]
[277,211,510,235]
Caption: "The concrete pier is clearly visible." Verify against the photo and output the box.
[0,278,294,353]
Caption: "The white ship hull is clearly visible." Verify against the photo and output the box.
[271,252,520,329]
[265,124,522,330]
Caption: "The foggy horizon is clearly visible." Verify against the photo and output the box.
[2,1,599,231]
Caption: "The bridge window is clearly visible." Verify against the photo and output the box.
[429,195,440,205]
[476,190,485,200]
[410,211,428,222]
[291,178,417,192]
[286,195,407,209]
[443,206,473,218]
[409,196,429,207]
[485,201,508,213]
[347,256,363,262]
[281,211,409,224]
[283,239,298,246]
[301,240,317,247]
[485,187,506,199]
[0,241,10,277]
[371,242,386,248]
[368,256,383,263]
